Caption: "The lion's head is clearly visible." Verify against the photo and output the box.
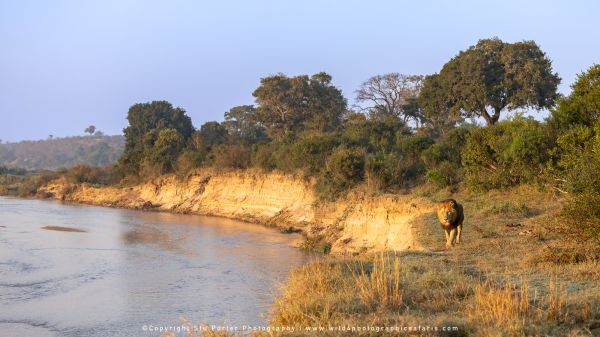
[436,199,460,227]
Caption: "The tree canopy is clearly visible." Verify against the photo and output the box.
[119,101,193,175]
[252,72,346,139]
[84,125,96,135]
[222,105,268,143]
[355,73,424,124]
[420,38,560,126]
[549,64,600,130]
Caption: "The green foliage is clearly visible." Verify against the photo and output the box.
[210,144,251,169]
[144,128,185,175]
[84,125,96,135]
[365,152,406,191]
[316,147,366,199]
[562,193,600,244]
[340,114,407,152]
[462,117,552,190]
[363,134,435,191]
[422,128,469,187]
[252,72,346,139]
[175,149,205,176]
[549,64,600,131]
[418,73,463,136]
[222,105,268,144]
[119,101,193,176]
[198,121,228,148]
[251,133,339,174]
[425,161,462,188]
[421,38,560,126]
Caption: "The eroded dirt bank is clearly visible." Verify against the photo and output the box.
[39,169,435,254]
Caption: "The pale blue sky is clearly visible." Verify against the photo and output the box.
[1,0,599,141]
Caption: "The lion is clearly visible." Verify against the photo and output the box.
[436,199,464,249]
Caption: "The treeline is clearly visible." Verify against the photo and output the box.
[0,134,124,170]
[15,37,600,242]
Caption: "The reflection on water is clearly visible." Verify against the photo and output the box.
[0,197,309,337]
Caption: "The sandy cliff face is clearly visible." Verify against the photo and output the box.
[40,170,434,253]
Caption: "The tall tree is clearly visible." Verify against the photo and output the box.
[222,105,267,143]
[418,74,463,136]
[355,73,424,124]
[84,125,96,135]
[549,64,600,130]
[198,121,228,148]
[119,101,193,175]
[252,72,346,139]
[421,38,560,126]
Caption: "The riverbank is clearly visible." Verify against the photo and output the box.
[36,169,435,254]
[8,169,600,335]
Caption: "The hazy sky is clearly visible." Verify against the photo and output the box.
[1,0,599,141]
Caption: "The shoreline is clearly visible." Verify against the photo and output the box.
[32,169,435,255]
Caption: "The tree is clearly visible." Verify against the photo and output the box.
[222,105,268,143]
[549,64,600,130]
[198,121,228,148]
[84,125,96,135]
[119,101,193,175]
[145,128,185,173]
[252,72,346,139]
[355,73,424,124]
[422,38,560,126]
[418,74,463,136]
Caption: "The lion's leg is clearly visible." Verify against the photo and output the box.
[456,223,463,244]
[446,228,456,248]
[444,229,450,242]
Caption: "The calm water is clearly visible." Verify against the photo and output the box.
[0,197,309,337]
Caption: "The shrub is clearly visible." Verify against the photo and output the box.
[287,133,339,175]
[462,117,552,190]
[65,165,121,185]
[251,142,280,171]
[425,161,462,188]
[421,127,469,187]
[210,144,251,169]
[175,149,205,175]
[340,115,407,152]
[315,147,366,199]
[561,193,600,244]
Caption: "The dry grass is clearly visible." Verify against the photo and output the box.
[471,279,530,327]
[354,253,402,310]
[265,186,600,336]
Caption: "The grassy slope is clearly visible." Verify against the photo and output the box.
[264,186,600,336]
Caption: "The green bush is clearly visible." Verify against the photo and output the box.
[287,133,339,175]
[210,144,251,169]
[175,149,206,175]
[425,161,462,188]
[422,128,469,187]
[316,147,366,199]
[340,115,407,152]
[461,117,552,190]
[251,142,280,171]
[561,193,600,244]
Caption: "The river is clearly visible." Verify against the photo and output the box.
[0,197,309,336]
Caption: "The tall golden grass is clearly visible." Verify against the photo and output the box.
[354,253,403,310]
[470,276,571,333]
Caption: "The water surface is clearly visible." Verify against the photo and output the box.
[0,197,308,336]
